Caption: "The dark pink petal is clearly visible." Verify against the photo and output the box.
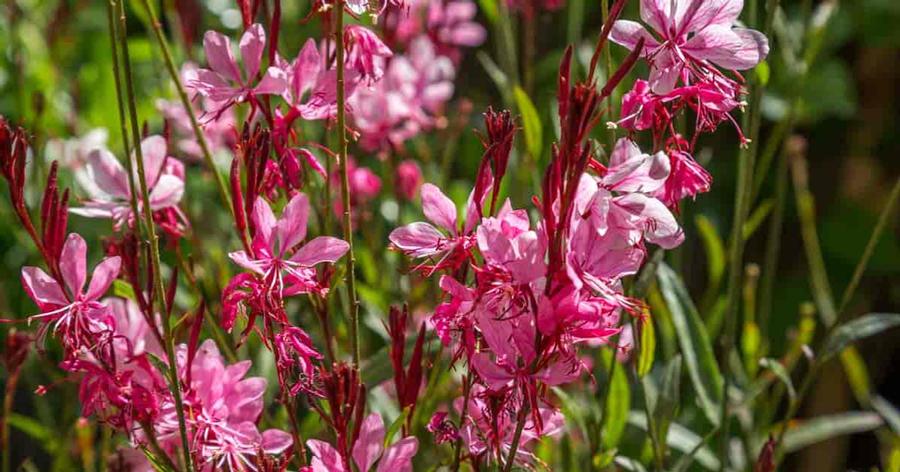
[21,266,67,308]
[421,183,458,233]
[470,353,515,391]
[239,23,266,79]
[203,30,241,82]
[60,233,88,296]
[251,197,277,252]
[290,39,322,100]
[84,256,121,301]
[352,413,385,472]
[290,236,349,266]
[277,193,310,255]
[376,437,418,472]
[308,439,347,472]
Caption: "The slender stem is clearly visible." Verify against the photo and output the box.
[1,365,22,472]
[106,0,141,230]
[501,392,529,472]
[719,2,781,466]
[116,4,194,470]
[140,421,181,472]
[334,0,360,367]
[757,131,792,336]
[139,0,232,217]
[837,175,900,314]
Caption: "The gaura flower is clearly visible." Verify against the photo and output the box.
[305,413,418,472]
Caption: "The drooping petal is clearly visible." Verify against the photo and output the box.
[277,193,310,255]
[84,256,121,301]
[352,413,385,472]
[389,223,445,258]
[203,30,242,82]
[376,437,418,472]
[239,24,267,79]
[290,236,349,266]
[60,233,88,296]
[21,266,67,308]
[421,183,458,233]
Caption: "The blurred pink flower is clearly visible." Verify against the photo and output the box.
[395,160,423,200]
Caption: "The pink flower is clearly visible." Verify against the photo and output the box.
[426,411,459,444]
[395,160,423,200]
[654,149,712,207]
[610,0,769,93]
[426,0,487,61]
[350,36,455,152]
[189,24,288,114]
[69,135,187,233]
[389,183,475,270]
[273,326,323,396]
[278,39,356,122]
[306,413,418,472]
[21,233,121,356]
[225,193,349,328]
[344,25,394,82]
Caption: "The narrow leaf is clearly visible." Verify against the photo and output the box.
[758,358,796,400]
[782,411,883,453]
[602,351,631,449]
[513,86,543,159]
[821,313,900,361]
[656,263,724,426]
[637,314,656,377]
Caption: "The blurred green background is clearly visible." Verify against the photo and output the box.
[1,0,900,470]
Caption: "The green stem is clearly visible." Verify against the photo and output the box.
[334,0,360,367]
[139,0,232,217]
[116,3,194,470]
[501,393,529,472]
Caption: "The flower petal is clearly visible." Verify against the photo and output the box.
[352,413,385,472]
[375,437,418,472]
[388,222,444,258]
[277,193,310,255]
[421,183,458,233]
[203,30,241,82]
[290,237,349,266]
[60,233,88,296]
[84,256,121,301]
[685,25,769,70]
[86,149,129,198]
[609,20,659,52]
[240,24,266,79]
[261,429,293,455]
[21,266,67,308]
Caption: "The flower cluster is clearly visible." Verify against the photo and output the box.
[385,0,767,467]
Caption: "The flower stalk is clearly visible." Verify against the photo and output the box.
[334,0,361,367]
[114,2,194,469]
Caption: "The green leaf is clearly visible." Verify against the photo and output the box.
[656,263,724,426]
[112,279,136,300]
[513,86,543,159]
[384,407,411,447]
[627,411,720,471]
[602,351,631,449]
[637,315,656,377]
[742,198,773,241]
[476,51,510,103]
[759,358,796,400]
[821,313,900,361]
[783,411,883,453]
[7,413,57,452]
[872,395,900,434]
[652,355,682,457]
[477,0,499,24]
[755,60,771,86]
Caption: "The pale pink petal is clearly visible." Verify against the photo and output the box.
[255,67,288,95]
[352,413,385,472]
[261,429,293,455]
[21,266,67,307]
[685,25,769,70]
[139,135,168,187]
[640,0,674,34]
[291,39,322,100]
[84,256,121,301]
[240,24,267,79]
[682,0,744,33]
[421,183,458,233]
[228,251,267,275]
[609,20,659,52]
[375,437,418,472]
[148,175,184,210]
[86,149,130,198]
[203,30,241,82]
[277,193,310,255]
[60,233,88,296]
[388,222,444,258]
[604,149,670,194]
[614,193,684,249]
[290,237,349,266]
